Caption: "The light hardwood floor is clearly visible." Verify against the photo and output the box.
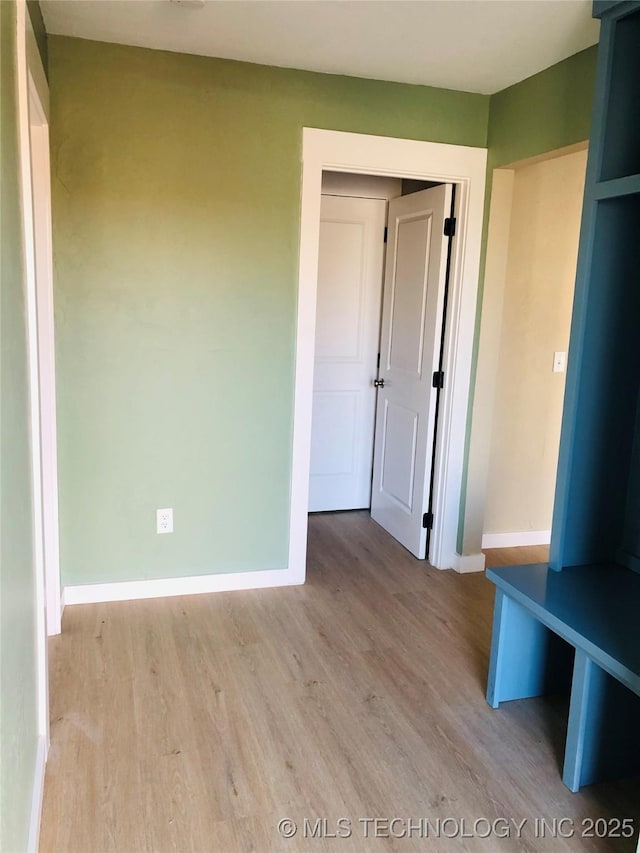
[40,512,639,852]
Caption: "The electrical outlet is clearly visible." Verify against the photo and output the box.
[157,508,173,534]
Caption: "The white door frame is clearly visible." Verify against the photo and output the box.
[29,78,62,636]
[28,50,62,640]
[19,5,61,637]
[16,2,59,843]
[292,129,487,573]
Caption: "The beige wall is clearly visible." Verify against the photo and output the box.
[483,148,587,537]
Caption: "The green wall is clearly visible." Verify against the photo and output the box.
[1,2,40,849]
[457,45,598,553]
[49,33,599,579]
[49,36,488,586]
[488,46,597,169]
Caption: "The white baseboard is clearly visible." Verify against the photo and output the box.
[481,530,551,549]
[27,735,47,853]
[454,553,486,573]
[62,566,303,606]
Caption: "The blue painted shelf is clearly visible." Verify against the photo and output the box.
[487,563,640,696]
[593,173,640,199]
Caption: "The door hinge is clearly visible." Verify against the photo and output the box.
[383,226,388,244]
[423,511,434,530]
[444,217,456,237]
[432,370,445,389]
[377,352,381,369]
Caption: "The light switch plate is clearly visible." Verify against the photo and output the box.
[553,351,567,373]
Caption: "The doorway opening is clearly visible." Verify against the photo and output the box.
[476,143,588,561]
[309,171,452,561]
[290,129,488,578]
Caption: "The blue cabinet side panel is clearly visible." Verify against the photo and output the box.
[551,6,640,571]
[486,590,573,707]
[564,651,640,789]
[553,195,640,568]
[550,16,614,570]
[620,389,640,570]
[599,10,640,180]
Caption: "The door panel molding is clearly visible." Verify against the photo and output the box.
[387,212,433,376]
[379,400,418,512]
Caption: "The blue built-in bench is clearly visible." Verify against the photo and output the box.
[486,563,640,792]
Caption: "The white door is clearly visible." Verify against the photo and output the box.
[371,184,453,558]
[309,194,387,512]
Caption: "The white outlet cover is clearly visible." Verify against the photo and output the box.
[553,351,567,373]
[157,508,173,534]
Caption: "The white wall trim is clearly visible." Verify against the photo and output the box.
[482,530,552,549]
[63,568,299,606]
[455,553,486,573]
[19,6,65,637]
[16,9,50,853]
[16,0,50,755]
[296,129,487,572]
[29,83,61,638]
[26,735,47,853]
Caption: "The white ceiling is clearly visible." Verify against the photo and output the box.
[41,0,600,96]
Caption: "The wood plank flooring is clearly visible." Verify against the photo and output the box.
[39,512,639,852]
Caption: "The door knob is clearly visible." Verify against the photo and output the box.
[373,378,385,388]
